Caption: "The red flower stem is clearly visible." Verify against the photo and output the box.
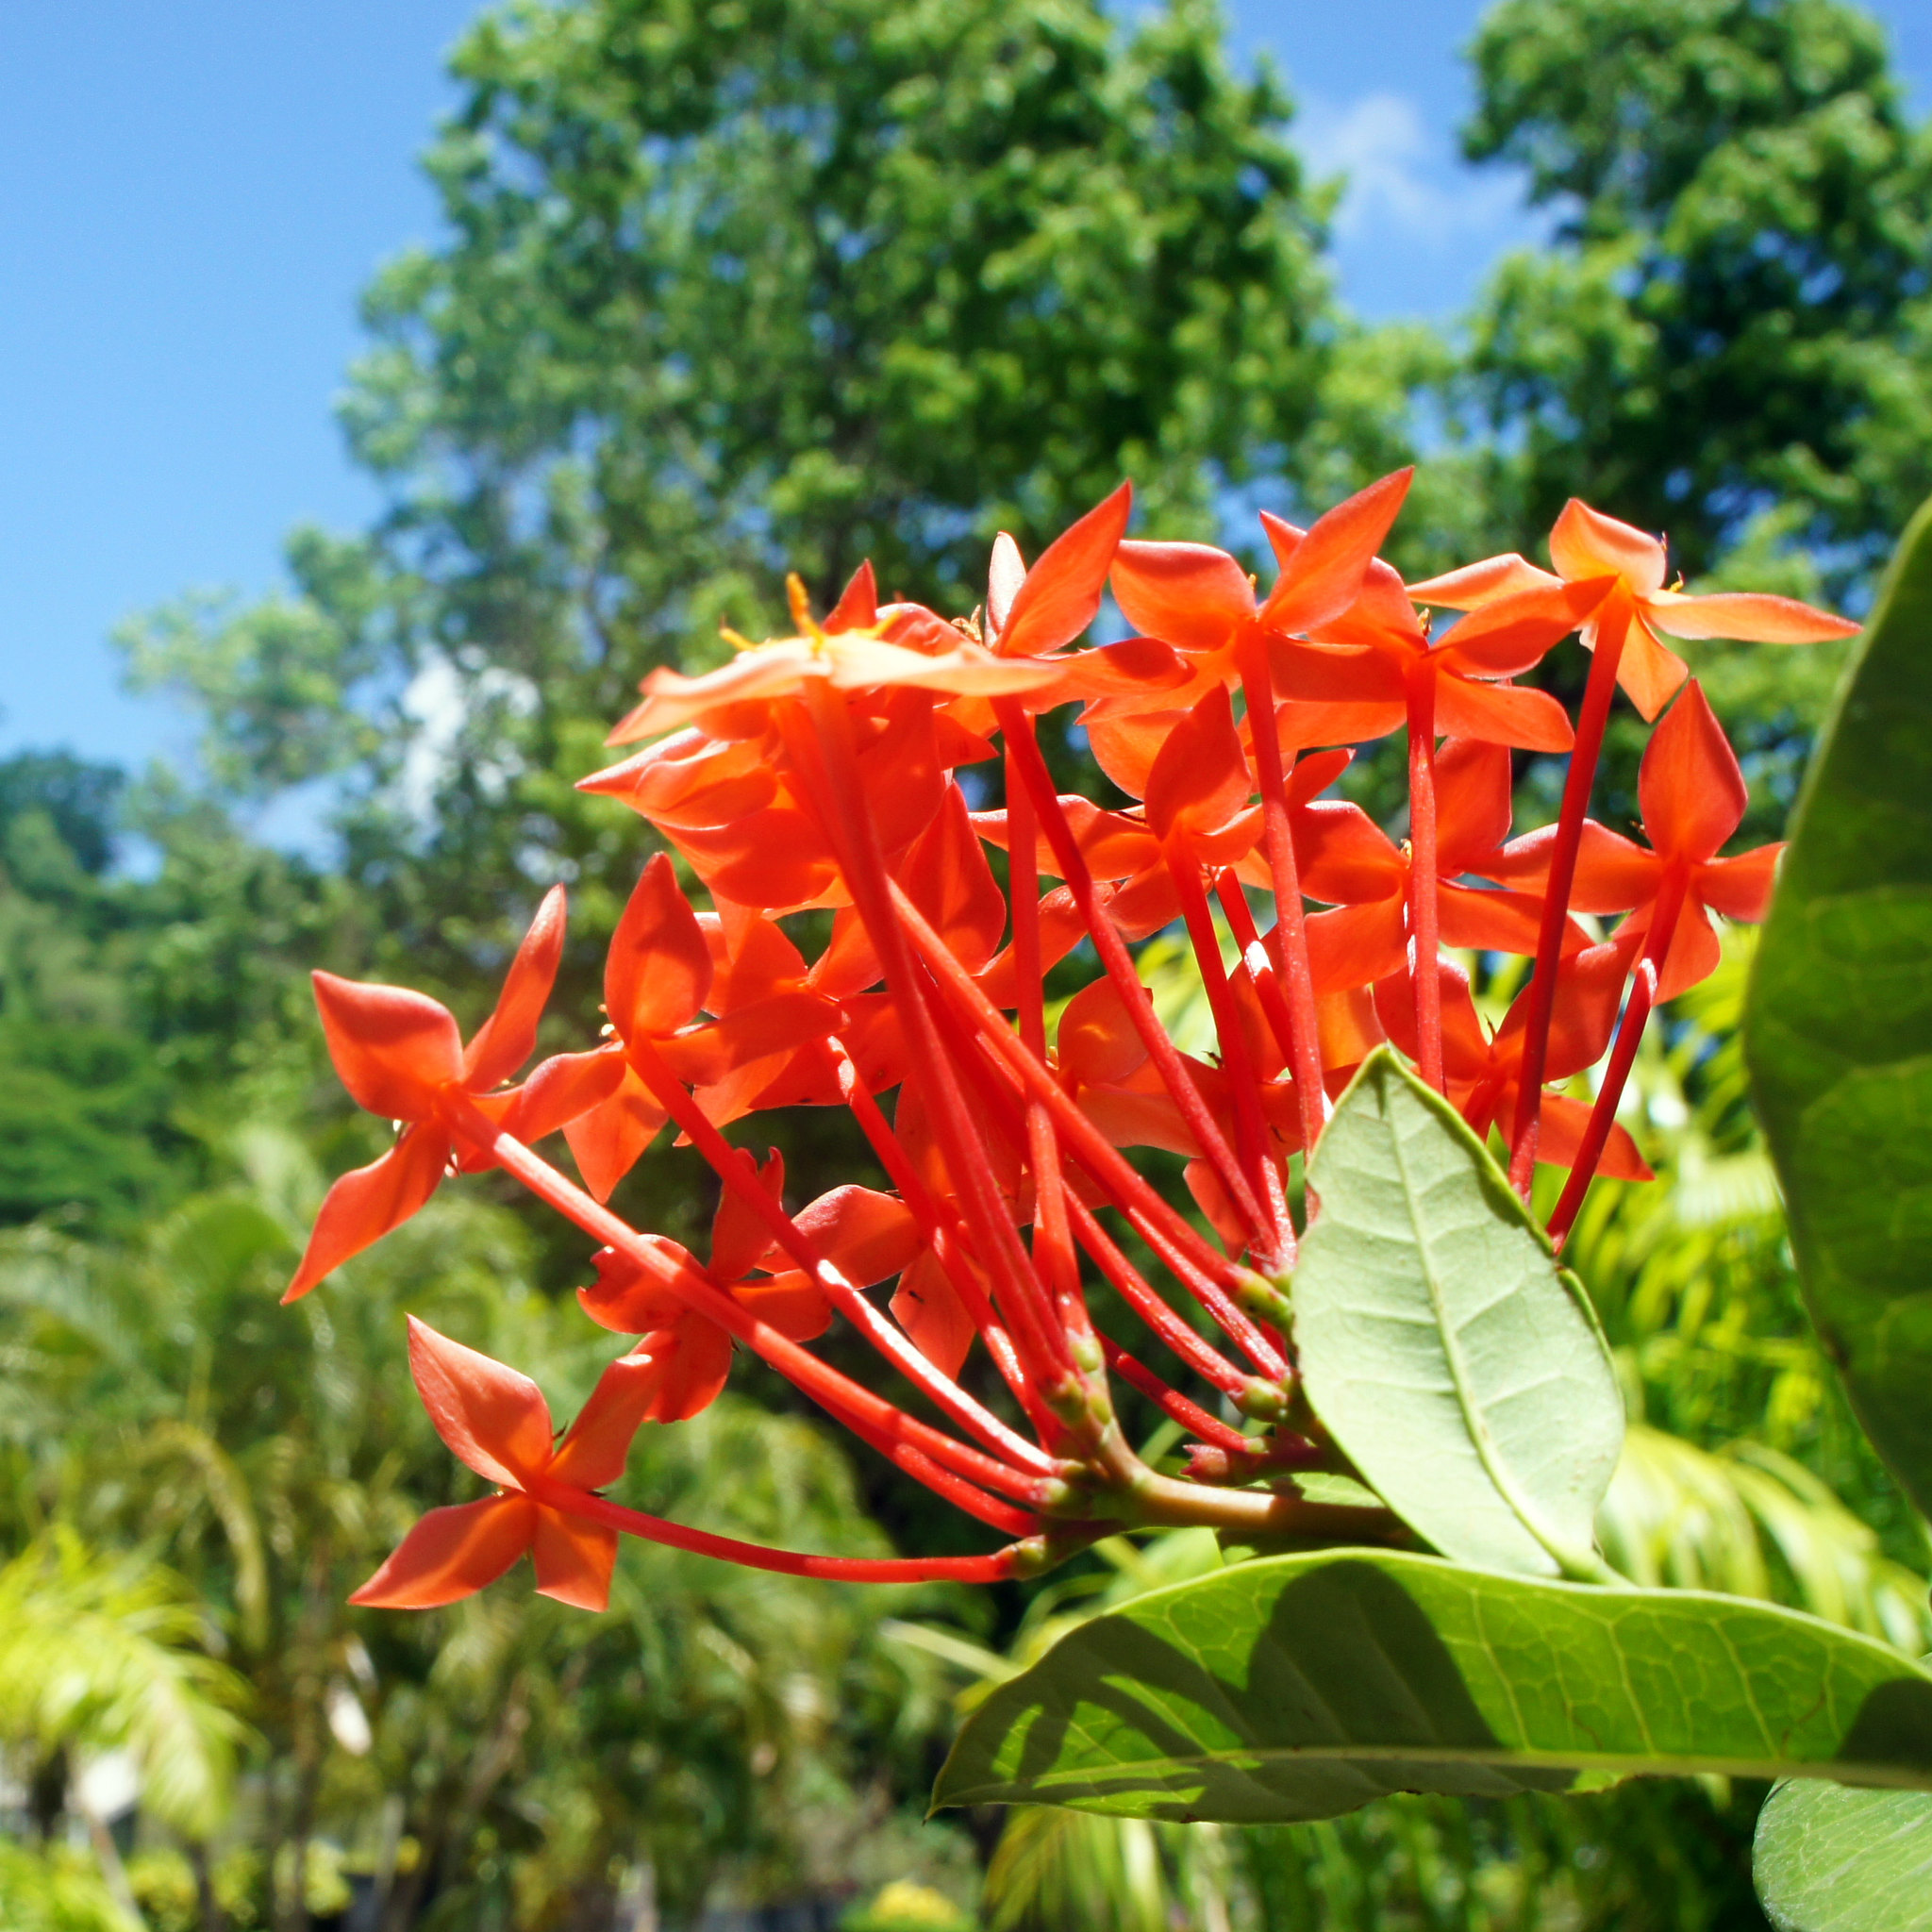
[821,1040,1055,1437]
[774,701,1073,1396]
[1006,735,1087,1334]
[1406,660,1444,1092]
[991,694,1272,1250]
[917,983,1291,1386]
[798,686,1077,1397]
[1059,1191,1254,1399]
[1166,844,1293,1260]
[916,986,1257,1393]
[798,1392,1041,1534]
[891,880,1287,1339]
[1237,634,1328,1157]
[1547,868,1689,1245]
[1213,871,1300,1079]
[1509,587,1632,1192]
[619,1028,1054,1477]
[443,1096,1046,1517]
[1096,1337,1252,1455]
[911,981,1291,1391]
[527,1474,1046,1584]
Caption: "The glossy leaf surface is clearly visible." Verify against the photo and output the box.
[934,1550,1932,1822]
[1747,495,1932,1517]
[1753,1777,1932,1931]
[1292,1048,1623,1577]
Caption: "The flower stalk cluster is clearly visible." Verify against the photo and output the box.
[288,473,1855,1611]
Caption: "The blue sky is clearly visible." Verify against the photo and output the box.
[1,1,1926,777]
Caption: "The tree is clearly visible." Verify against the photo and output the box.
[121,0,1342,984]
[1459,0,1932,588]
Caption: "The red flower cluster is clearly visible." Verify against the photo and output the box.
[291,475,1855,1608]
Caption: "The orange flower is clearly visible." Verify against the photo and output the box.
[287,888,620,1300]
[351,1320,667,1611]
[1412,498,1858,722]
[605,568,1063,746]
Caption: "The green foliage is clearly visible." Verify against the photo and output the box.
[1461,0,1932,588]
[0,1133,966,1925]
[934,1548,1932,1821]
[1294,1051,1623,1580]
[1747,494,1932,1522]
[0,1841,132,1932]
[1752,1779,1932,1931]
[0,1533,248,1837]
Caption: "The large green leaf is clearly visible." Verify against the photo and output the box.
[1753,1778,1932,1931]
[1747,495,1932,1518]
[1291,1048,1623,1579]
[932,1550,1932,1823]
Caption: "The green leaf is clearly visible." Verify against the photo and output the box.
[1746,494,1932,1519]
[1291,1048,1623,1579]
[1754,1778,1932,1931]
[932,1550,1932,1823]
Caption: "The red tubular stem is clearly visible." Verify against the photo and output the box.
[1406,662,1444,1092]
[1059,1191,1253,1398]
[1006,733,1088,1334]
[1509,588,1631,1192]
[907,894,1290,1377]
[888,876,1255,1300]
[621,1028,1054,1476]
[1097,1338,1251,1456]
[528,1474,1036,1583]
[1237,634,1329,1157]
[915,987,1257,1393]
[790,692,1074,1391]
[1547,869,1689,1246]
[444,1098,1043,1519]
[991,694,1271,1247]
[1214,872,1300,1079]
[1166,845,1292,1262]
[822,1040,1055,1437]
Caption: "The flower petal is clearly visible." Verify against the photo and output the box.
[463,885,568,1091]
[407,1315,555,1489]
[1605,614,1689,722]
[996,481,1132,658]
[1697,844,1783,922]
[312,974,463,1121]
[1641,589,1859,644]
[793,1186,921,1288]
[1639,680,1746,865]
[1432,675,1575,753]
[1409,553,1563,608]
[1110,541,1255,653]
[1434,576,1612,677]
[824,559,878,632]
[710,1147,786,1283]
[1550,499,1666,592]
[608,853,714,1042]
[1434,739,1515,875]
[532,1510,620,1612]
[285,1124,451,1302]
[1305,897,1407,994]
[1144,685,1253,842]
[549,1351,674,1491]
[349,1495,537,1609]
[1260,467,1414,633]
[562,1067,671,1201]
[507,1048,630,1146]
[1525,1093,1653,1181]
[891,1251,975,1379]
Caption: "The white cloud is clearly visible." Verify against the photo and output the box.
[399,651,538,824]
[1294,92,1549,314]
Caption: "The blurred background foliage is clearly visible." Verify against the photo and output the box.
[4,0,1930,1924]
